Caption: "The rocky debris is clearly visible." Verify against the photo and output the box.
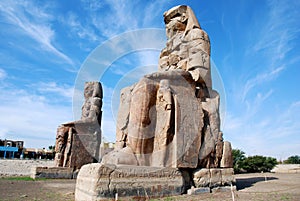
[187,187,210,195]
[211,186,236,193]
[54,82,102,170]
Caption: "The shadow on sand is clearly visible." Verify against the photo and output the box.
[236,176,278,190]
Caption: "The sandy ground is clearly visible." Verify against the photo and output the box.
[0,160,300,201]
[0,178,76,201]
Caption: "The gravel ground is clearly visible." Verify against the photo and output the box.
[1,173,299,201]
[0,160,300,201]
[0,159,54,176]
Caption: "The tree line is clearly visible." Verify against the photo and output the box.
[232,149,300,173]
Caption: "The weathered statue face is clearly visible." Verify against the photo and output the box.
[164,6,188,38]
[84,84,94,99]
[83,82,102,99]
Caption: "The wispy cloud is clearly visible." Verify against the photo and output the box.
[242,66,284,102]
[0,87,72,147]
[0,1,73,65]
[0,68,7,80]
[142,0,166,26]
[86,0,138,38]
[35,82,74,100]
[224,0,300,158]
[241,0,300,100]
[61,11,101,43]
[225,100,300,159]
[252,1,299,60]
[81,0,166,39]
[245,89,273,118]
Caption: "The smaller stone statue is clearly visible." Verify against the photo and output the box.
[54,82,102,169]
[81,81,102,125]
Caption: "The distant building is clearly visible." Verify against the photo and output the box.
[0,139,55,160]
[23,148,54,160]
[0,139,24,158]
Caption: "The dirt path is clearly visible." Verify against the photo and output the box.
[0,178,75,201]
[235,173,300,201]
[0,173,299,201]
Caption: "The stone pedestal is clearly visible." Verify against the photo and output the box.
[31,167,74,179]
[75,163,186,200]
[193,168,235,188]
[55,121,101,170]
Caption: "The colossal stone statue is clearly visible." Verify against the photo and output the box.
[54,82,102,170]
[75,5,234,200]
[101,5,231,169]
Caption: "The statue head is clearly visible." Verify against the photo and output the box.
[163,5,200,38]
[83,82,103,99]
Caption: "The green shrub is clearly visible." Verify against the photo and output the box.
[283,155,300,164]
[232,149,278,173]
[241,155,278,173]
[232,149,246,173]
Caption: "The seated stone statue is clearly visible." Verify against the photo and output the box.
[102,5,232,169]
[81,81,102,125]
[54,82,102,169]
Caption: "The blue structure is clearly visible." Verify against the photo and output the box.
[0,146,19,158]
[0,139,23,159]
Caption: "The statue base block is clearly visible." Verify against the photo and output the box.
[75,163,186,200]
[31,167,74,179]
[193,168,236,188]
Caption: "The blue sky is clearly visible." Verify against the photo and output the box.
[0,0,299,160]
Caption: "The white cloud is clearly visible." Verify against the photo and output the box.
[83,0,166,39]
[80,0,104,11]
[87,0,137,38]
[245,89,273,118]
[222,1,300,159]
[252,1,300,58]
[0,88,72,148]
[35,82,74,100]
[241,1,300,101]
[0,68,7,80]
[225,100,300,159]
[242,65,284,102]
[0,1,73,65]
[142,0,166,26]
[61,12,100,42]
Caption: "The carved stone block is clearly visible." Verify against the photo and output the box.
[75,164,185,200]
